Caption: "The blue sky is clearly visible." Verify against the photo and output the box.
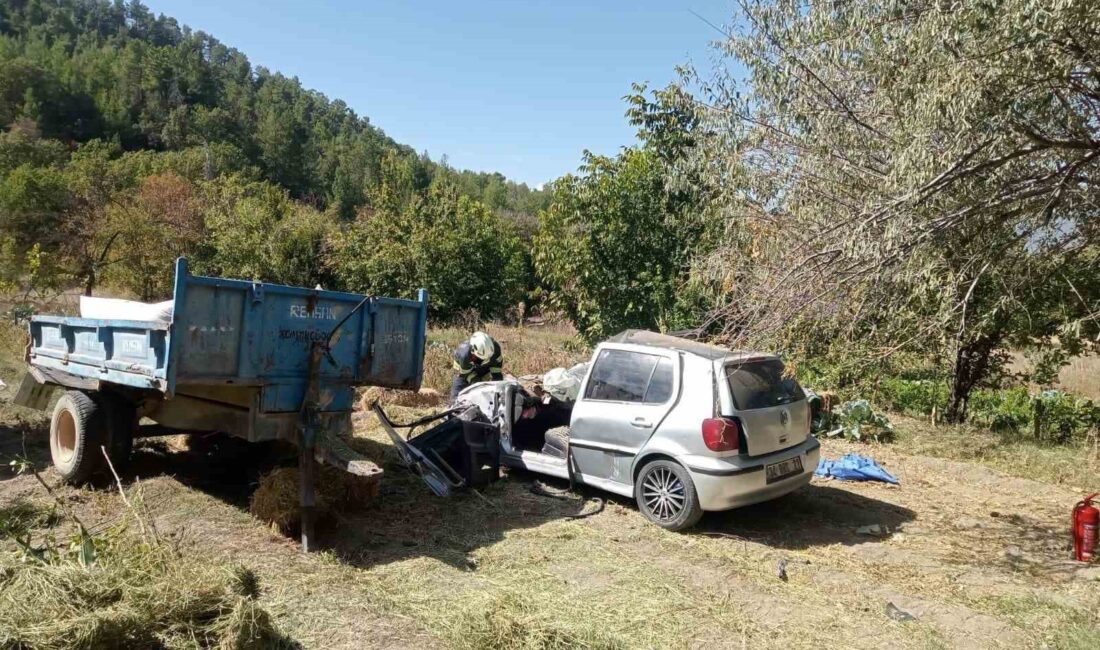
[144,1,732,187]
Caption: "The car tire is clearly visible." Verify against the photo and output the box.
[100,392,136,474]
[634,459,703,531]
[50,390,108,484]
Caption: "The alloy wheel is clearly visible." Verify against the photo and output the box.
[641,466,686,521]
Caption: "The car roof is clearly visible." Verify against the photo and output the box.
[604,330,776,362]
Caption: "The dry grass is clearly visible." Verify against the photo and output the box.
[1057,353,1100,400]
[889,414,1100,489]
[360,386,446,409]
[0,501,292,649]
[1008,350,1100,400]
[330,403,1099,650]
[3,411,1096,649]
[421,322,586,394]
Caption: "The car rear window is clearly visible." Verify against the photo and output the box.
[724,359,804,410]
[585,349,673,404]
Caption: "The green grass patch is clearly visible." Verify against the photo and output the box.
[983,594,1100,650]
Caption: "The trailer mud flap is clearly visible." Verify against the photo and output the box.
[13,371,55,411]
[373,403,465,496]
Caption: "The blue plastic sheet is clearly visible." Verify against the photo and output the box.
[814,453,899,484]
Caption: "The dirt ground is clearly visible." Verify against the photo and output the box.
[1,401,1097,649]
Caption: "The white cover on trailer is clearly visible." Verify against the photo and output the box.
[79,296,174,323]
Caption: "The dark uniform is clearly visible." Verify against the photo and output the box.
[450,338,504,401]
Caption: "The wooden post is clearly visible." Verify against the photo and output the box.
[1033,397,1043,442]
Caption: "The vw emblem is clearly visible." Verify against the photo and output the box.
[780,410,790,426]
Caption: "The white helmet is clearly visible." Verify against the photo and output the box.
[469,331,495,361]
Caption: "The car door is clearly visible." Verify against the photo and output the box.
[569,345,679,487]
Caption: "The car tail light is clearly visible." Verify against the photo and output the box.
[702,417,739,452]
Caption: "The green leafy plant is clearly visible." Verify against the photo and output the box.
[968,387,1033,433]
[820,400,896,443]
[876,378,948,417]
[1032,390,1100,445]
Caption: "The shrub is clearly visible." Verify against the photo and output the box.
[872,378,1099,445]
[969,387,1033,433]
[876,378,947,417]
[1032,390,1100,444]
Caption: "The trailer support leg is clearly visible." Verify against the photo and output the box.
[297,341,324,553]
[299,432,316,552]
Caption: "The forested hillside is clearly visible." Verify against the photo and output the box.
[0,0,543,311]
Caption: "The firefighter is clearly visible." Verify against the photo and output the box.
[450,331,503,401]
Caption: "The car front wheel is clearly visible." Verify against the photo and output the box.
[634,459,703,531]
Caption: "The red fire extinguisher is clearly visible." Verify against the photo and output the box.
[1073,493,1098,562]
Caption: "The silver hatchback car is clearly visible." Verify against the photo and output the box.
[382,330,820,530]
[496,330,821,530]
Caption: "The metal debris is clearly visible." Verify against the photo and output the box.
[886,602,917,622]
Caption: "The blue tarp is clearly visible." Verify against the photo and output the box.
[814,453,899,484]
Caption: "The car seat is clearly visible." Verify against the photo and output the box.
[541,426,570,459]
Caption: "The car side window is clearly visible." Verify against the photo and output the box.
[584,349,673,404]
[643,357,674,403]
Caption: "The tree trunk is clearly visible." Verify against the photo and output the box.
[944,333,999,423]
[83,269,95,297]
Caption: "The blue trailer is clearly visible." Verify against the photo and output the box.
[15,258,429,549]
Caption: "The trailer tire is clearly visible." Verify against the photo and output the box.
[50,391,107,484]
[100,393,136,474]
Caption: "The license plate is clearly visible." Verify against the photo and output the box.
[765,457,804,484]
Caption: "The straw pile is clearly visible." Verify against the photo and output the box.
[359,386,445,409]
[248,463,380,534]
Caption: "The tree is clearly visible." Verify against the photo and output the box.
[0,162,68,282]
[196,175,335,287]
[102,172,204,300]
[0,119,67,176]
[681,0,1100,421]
[534,85,712,342]
[61,139,132,295]
[329,181,527,318]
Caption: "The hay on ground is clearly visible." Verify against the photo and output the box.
[0,537,291,649]
[359,386,445,409]
[248,463,380,534]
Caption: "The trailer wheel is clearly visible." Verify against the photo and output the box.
[50,391,107,484]
[100,393,136,474]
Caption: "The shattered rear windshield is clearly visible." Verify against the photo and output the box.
[725,359,805,410]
